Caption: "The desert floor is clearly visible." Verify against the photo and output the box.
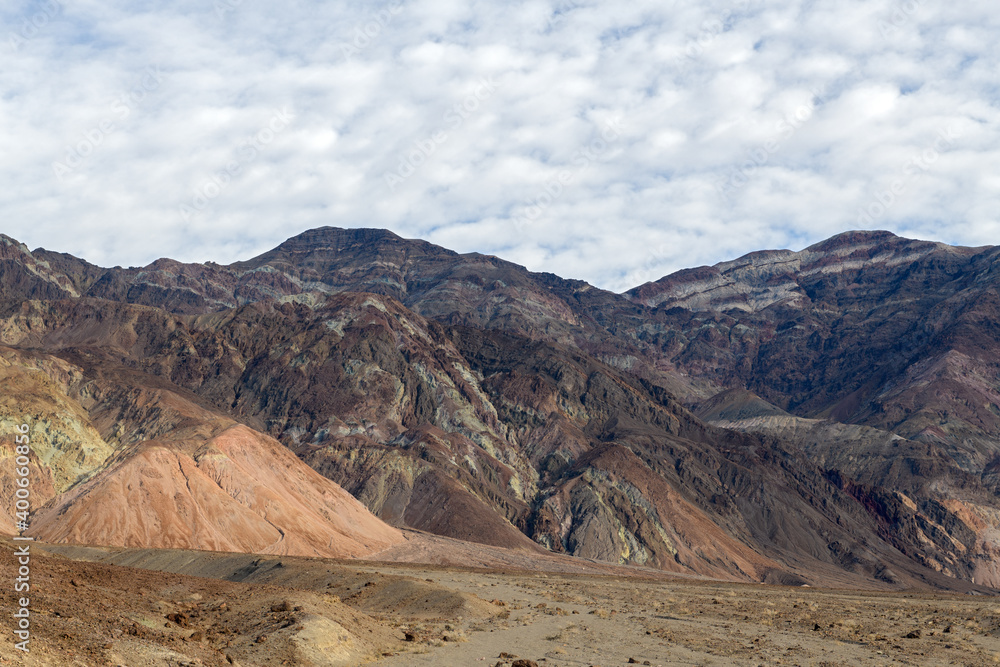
[364,562,1000,667]
[3,538,1000,666]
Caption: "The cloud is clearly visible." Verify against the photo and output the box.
[1,0,998,291]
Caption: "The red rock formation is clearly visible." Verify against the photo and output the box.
[30,425,402,557]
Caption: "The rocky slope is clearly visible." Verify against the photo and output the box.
[0,337,403,558]
[625,232,1000,586]
[2,228,1000,590]
[0,291,933,585]
[626,231,1000,443]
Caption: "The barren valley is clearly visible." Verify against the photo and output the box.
[4,537,1000,666]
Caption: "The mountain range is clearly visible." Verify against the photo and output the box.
[3,227,1000,591]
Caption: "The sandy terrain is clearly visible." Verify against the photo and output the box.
[4,537,1000,666]
[363,564,1000,666]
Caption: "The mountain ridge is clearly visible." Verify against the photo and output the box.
[3,227,1000,591]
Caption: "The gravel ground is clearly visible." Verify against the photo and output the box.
[4,538,1000,666]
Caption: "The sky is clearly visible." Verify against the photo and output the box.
[1,0,998,292]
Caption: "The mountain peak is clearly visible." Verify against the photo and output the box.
[806,229,901,251]
[0,234,31,258]
[801,229,948,258]
[277,226,405,250]
[234,227,457,273]
[625,230,965,311]
[695,388,791,422]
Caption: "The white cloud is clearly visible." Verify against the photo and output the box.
[1,0,998,291]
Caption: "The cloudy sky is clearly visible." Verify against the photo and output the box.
[2,0,997,291]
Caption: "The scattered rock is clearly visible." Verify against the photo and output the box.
[166,613,189,627]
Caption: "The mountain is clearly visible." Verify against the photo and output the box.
[3,227,1000,591]
[1,229,701,397]
[626,230,1000,465]
[627,230,1000,584]
[0,336,403,558]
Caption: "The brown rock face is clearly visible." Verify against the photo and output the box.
[626,230,1000,443]
[3,227,1000,590]
[626,230,1000,586]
